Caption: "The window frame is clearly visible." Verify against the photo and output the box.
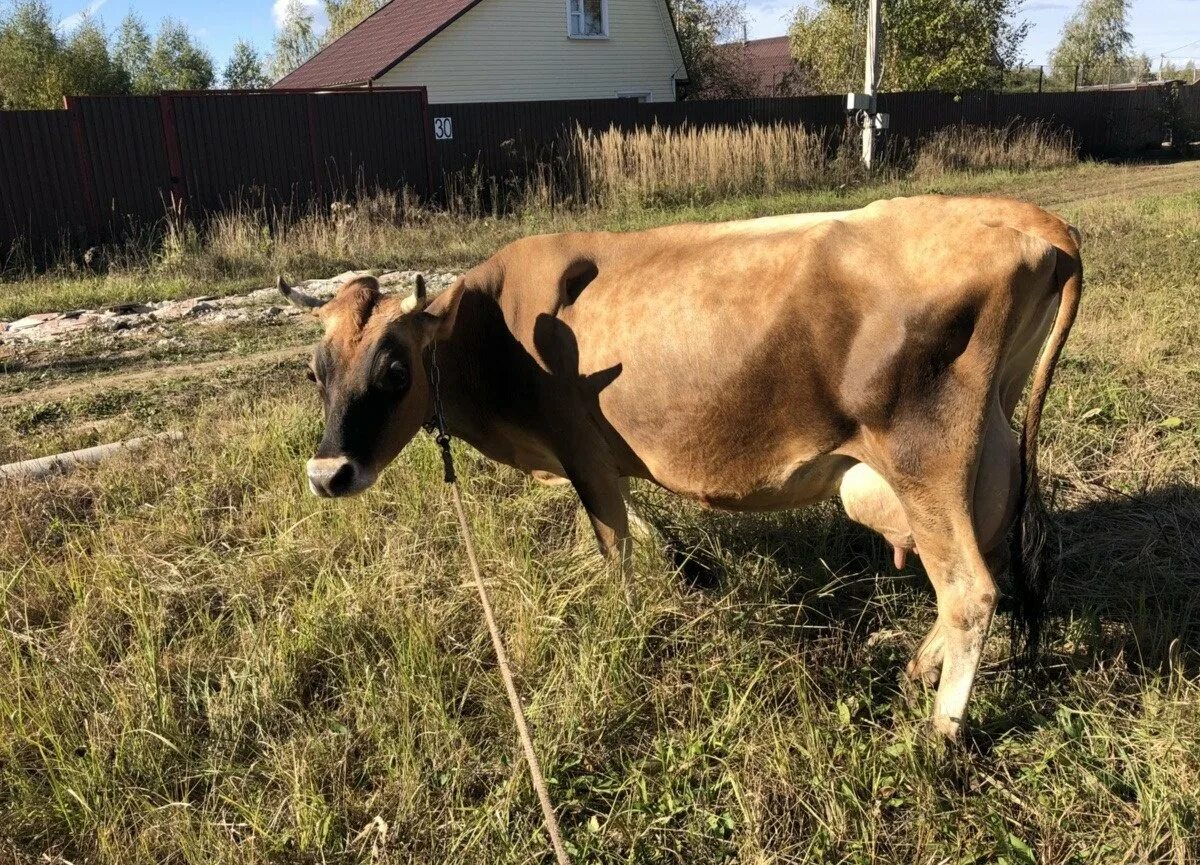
[566,0,609,39]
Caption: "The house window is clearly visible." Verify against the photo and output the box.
[617,91,650,102]
[567,0,607,38]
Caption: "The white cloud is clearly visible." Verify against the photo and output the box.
[57,0,108,33]
[272,0,322,28]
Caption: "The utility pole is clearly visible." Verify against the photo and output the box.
[862,0,881,168]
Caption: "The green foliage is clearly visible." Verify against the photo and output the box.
[272,0,320,80]
[672,0,756,99]
[1049,0,1133,85]
[787,0,1029,93]
[787,2,858,94]
[113,13,154,93]
[222,38,269,89]
[0,0,65,108]
[886,0,1028,90]
[0,1,135,107]
[111,14,214,93]
[322,0,386,44]
[147,19,215,91]
[61,15,131,97]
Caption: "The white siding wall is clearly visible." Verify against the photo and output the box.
[375,0,685,102]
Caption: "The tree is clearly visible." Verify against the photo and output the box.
[114,15,213,92]
[272,0,319,80]
[114,13,154,93]
[0,0,63,108]
[61,15,130,97]
[787,2,858,94]
[1049,0,1133,85]
[672,0,755,98]
[147,19,214,90]
[323,0,385,44]
[223,38,269,88]
[787,0,1028,93]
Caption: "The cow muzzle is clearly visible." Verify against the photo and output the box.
[306,456,376,498]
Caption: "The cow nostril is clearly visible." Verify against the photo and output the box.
[326,461,357,495]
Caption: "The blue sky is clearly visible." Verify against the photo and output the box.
[47,0,1200,72]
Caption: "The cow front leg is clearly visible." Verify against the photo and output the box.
[568,468,634,594]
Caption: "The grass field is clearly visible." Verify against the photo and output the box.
[2,160,1200,864]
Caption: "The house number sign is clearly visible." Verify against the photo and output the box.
[433,117,453,140]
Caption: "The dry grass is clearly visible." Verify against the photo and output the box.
[913,122,1078,178]
[1,174,1199,863]
[572,122,856,208]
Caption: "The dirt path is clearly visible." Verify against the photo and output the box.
[0,345,310,409]
[1028,160,1200,209]
[4,160,1197,411]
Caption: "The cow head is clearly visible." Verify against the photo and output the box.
[280,273,461,497]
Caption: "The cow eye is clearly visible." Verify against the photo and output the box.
[387,360,409,390]
[306,367,317,383]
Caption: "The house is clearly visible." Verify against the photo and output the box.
[735,35,801,97]
[274,0,689,103]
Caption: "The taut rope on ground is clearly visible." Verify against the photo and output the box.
[429,344,571,865]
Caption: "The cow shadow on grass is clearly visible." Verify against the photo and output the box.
[633,481,1200,736]
[644,481,1200,649]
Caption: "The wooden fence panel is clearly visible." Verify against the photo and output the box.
[310,89,431,199]
[74,96,172,236]
[0,110,87,263]
[170,92,315,213]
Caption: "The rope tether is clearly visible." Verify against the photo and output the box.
[429,345,572,865]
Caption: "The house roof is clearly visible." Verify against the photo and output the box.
[275,0,689,91]
[274,0,485,89]
[739,36,798,95]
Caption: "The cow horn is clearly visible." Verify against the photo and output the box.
[400,274,429,314]
[278,275,325,309]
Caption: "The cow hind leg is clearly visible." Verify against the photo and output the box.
[902,496,999,740]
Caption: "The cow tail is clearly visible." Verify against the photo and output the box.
[1009,225,1083,659]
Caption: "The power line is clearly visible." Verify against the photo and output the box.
[1158,36,1200,55]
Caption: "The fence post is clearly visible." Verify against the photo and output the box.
[157,94,189,220]
[64,96,103,245]
[1038,66,1044,94]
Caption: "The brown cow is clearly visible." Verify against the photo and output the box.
[281,194,1082,739]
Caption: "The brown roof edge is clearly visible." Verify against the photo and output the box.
[273,0,406,88]
[370,0,491,83]
[662,0,690,82]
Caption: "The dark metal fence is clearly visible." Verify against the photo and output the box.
[2,84,1197,265]
[0,87,432,265]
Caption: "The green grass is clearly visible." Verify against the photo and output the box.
[2,175,1200,863]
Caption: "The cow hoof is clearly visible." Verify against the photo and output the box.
[906,657,942,687]
[930,713,965,742]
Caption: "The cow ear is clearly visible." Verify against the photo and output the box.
[400,274,429,314]
[278,275,325,312]
[415,278,463,343]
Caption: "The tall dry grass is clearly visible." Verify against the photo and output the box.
[571,122,853,208]
[913,121,1077,177]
